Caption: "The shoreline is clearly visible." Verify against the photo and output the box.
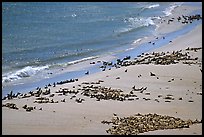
[2,3,202,135]
[2,4,202,97]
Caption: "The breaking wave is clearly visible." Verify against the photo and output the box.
[147,4,160,9]
[2,66,49,83]
[163,2,183,16]
[2,56,99,83]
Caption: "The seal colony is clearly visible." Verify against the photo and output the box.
[101,113,202,135]
[2,5,202,135]
[2,45,202,105]
[2,46,202,134]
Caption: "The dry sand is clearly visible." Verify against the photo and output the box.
[2,4,202,135]
[154,3,202,36]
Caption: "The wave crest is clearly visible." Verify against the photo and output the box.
[163,2,183,16]
[147,4,160,9]
[54,56,99,67]
[117,16,156,37]
[2,65,49,83]
[128,17,155,27]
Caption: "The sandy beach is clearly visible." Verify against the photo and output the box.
[2,4,202,135]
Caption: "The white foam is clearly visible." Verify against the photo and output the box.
[128,17,155,28]
[72,13,77,17]
[163,2,183,16]
[125,47,134,51]
[48,56,99,68]
[133,38,142,44]
[2,65,49,83]
[147,4,160,9]
[117,27,132,34]
[117,16,157,37]
[67,56,98,65]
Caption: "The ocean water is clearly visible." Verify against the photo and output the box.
[2,2,201,96]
